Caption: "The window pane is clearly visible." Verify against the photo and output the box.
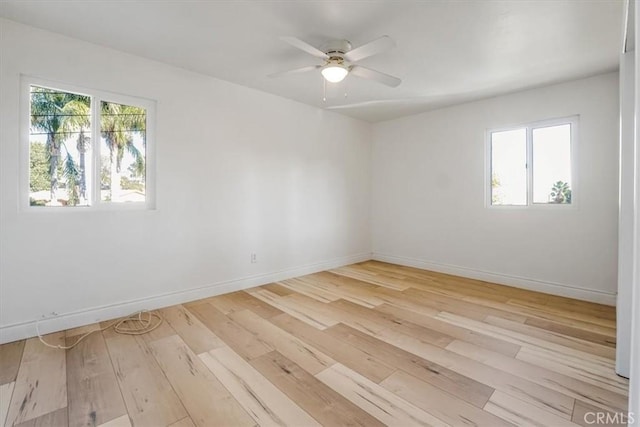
[532,124,572,204]
[29,86,91,207]
[100,101,147,203]
[491,129,527,205]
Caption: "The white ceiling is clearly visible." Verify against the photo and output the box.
[0,0,624,122]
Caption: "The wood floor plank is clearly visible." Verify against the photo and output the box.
[330,299,455,348]
[167,417,196,427]
[436,311,614,366]
[506,300,616,329]
[199,346,320,426]
[354,262,444,285]
[326,323,495,408]
[280,293,343,329]
[204,292,253,314]
[383,263,567,308]
[384,266,615,330]
[445,340,627,413]
[381,370,514,427]
[312,271,387,305]
[96,414,131,427]
[331,321,576,419]
[13,408,68,427]
[380,327,575,418]
[571,401,627,426]
[66,332,127,427]
[402,287,528,323]
[104,333,187,426]
[0,341,25,385]
[5,333,67,426]
[291,272,385,308]
[276,278,340,303]
[484,391,580,427]
[260,283,295,296]
[247,289,337,329]
[387,285,502,321]
[316,363,449,427]
[361,263,613,322]
[484,315,615,359]
[524,317,616,347]
[370,288,441,318]
[376,303,521,357]
[403,274,514,305]
[329,266,410,291]
[516,346,628,395]
[250,351,384,427]
[0,382,14,427]
[227,309,335,374]
[455,296,617,338]
[270,313,396,383]
[149,335,255,427]
[518,345,618,377]
[232,291,285,318]
[511,295,616,322]
[187,303,273,360]
[208,291,283,319]
[161,304,226,354]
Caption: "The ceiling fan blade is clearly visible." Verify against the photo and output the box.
[327,100,400,110]
[268,65,321,78]
[349,65,401,87]
[326,90,473,111]
[280,37,329,59]
[344,36,395,62]
[327,99,431,110]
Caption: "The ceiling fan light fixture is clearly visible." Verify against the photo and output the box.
[321,64,348,83]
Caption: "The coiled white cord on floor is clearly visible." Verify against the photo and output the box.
[36,310,163,350]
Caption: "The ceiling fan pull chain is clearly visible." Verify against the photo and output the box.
[323,77,327,102]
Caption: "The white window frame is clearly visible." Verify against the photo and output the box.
[485,115,578,209]
[20,75,156,211]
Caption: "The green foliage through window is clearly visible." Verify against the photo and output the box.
[29,86,90,206]
[29,142,50,192]
[549,181,572,204]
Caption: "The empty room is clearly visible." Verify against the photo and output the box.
[0,0,639,426]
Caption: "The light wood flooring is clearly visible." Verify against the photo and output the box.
[0,261,628,427]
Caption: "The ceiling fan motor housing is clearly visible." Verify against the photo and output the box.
[321,39,352,58]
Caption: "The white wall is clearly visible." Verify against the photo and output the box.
[372,73,620,304]
[0,19,372,342]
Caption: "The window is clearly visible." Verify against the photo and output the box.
[488,116,576,207]
[24,78,154,209]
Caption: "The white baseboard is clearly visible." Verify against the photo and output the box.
[0,252,372,344]
[372,253,617,306]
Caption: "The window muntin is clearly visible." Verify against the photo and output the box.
[25,78,154,210]
[488,117,575,207]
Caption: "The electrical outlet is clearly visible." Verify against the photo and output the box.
[251,253,257,263]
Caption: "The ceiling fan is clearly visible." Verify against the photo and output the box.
[270,36,401,88]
